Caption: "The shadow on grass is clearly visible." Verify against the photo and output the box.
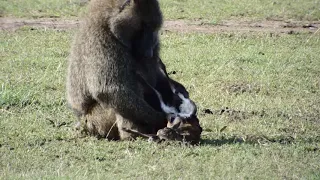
[199,134,305,146]
[200,137,246,146]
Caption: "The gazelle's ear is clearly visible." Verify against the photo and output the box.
[167,116,182,129]
[133,0,144,4]
[166,114,174,126]
[191,100,197,115]
[119,0,131,12]
[171,120,181,129]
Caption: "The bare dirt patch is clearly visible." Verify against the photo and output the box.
[165,19,320,34]
[223,82,262,95]
[1,17,319,34]
[0,18,80,31]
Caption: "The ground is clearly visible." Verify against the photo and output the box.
[1,17,319,34]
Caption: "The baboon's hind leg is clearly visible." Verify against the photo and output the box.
[83,105,120,140]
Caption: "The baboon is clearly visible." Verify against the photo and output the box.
[67,0,166,140]
[80,59,196,140]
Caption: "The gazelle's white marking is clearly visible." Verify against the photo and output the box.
[156,68,195,118]
[153,86,195,118]
[177,93,195,118]
[152,86,178,115]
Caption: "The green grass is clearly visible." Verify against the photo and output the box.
[1,0,320,21]
[0,0,87,18]
[1,27,319,179]
[160,0,320,21]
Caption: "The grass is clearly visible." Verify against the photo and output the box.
[1,26,319,179]
[160,0,320,21]
[0,0,87,18]
[1,0,320,21]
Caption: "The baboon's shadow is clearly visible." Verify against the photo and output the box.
[200,135,297,146]
[200,137,246,146]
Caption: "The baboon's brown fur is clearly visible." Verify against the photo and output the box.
[67,0,165,140]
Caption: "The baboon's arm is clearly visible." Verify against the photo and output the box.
[94,84,166,127]
[84,44,166,126]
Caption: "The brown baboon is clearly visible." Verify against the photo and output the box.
[67,0,166,140]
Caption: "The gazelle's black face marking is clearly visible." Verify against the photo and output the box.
[139,73,196,119]
[150,84,197,122]
[137,56,197,121]
[170,88,197,118]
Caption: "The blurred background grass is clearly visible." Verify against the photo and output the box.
[1,0,319,21]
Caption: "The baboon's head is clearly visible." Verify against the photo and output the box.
[106,0,163,50]
[133,0,163,29]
